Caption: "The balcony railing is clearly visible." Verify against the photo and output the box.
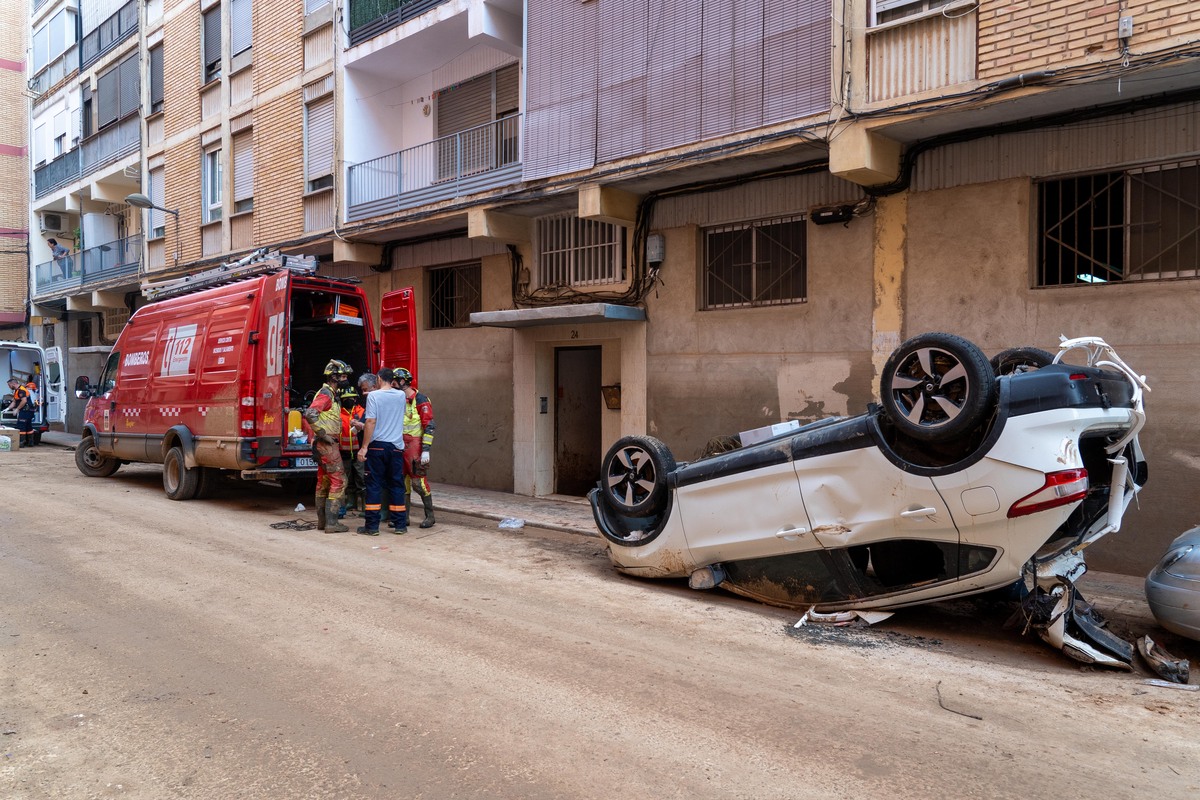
[33,234,142,298]
[34,149,82,199]
[348,114,522,221]
[80,0,138,71]
[81,114,140,177]
[348,0,450,46]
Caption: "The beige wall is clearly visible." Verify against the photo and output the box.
[905,178,1200,574]
[978,0,1200,78]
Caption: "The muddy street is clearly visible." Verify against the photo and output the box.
[1,445,1197,799]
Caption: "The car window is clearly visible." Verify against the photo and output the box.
[100,352,120,395]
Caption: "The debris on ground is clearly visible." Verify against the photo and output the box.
[295,503,306,512]
[270,519,319,531]
[935,681,983,720]
[1141,678,1199,692]
[498,517,525,529]
[794,606,893,628]
[1137,635,1191,684]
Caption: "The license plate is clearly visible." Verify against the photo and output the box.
[293,457,316,468]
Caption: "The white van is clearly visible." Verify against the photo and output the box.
[1,340,65,443]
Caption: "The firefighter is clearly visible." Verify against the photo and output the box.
[394,368,437,529]
[4,377,34,448]
[338,387,365,517]
[303,359,353,533]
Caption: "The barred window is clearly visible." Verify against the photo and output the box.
[872,0,958,26]
[536,213,626,288]
[428,262,482,330]
[1038,161,1200,286]
[703,215,807,309]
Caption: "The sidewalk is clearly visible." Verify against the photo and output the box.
[41,430,597,537]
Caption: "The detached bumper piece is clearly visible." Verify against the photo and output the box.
[1011,582,1134,670]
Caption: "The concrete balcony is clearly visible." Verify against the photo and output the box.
[347,114,521,221]
[32,233,142,301]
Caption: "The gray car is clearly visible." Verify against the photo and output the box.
[1146,526,1200,641]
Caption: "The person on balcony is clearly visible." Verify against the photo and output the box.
[47,239,72,279]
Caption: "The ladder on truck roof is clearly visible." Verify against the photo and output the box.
[141,249,319,302]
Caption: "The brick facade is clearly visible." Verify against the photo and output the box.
[0,0,28,320]
[979,0,1200,78]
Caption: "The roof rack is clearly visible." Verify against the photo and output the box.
[141,249,319,302]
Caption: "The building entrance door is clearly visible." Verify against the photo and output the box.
[554,346,602,496]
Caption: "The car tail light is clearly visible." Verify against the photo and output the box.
[239,378,256,432]
[1007,468,1089,518]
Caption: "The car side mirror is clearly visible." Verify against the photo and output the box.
[74,375,92,399]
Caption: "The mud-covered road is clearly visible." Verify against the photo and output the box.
[2,446,1198,799]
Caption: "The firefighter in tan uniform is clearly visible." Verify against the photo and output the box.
[304,359,353,533]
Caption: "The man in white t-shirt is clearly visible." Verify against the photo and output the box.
[355,368,411,534]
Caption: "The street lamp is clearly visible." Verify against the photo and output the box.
[125,192,181,267]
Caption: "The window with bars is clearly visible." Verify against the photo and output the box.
[535,213,626,288]
[1037,161,1200,286]
[428,262,482,329]
[703,215,807,309]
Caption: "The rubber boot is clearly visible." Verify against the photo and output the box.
[316,501,327,531]
[420,494,436,529]
[324,499,348,533]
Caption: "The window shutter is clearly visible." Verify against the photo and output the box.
[495,63,519,116]
[203,8,221,74]
[97,67,118,128]
[232,130,254,201]
[149,167,166,232]
[436,72,493,137]
[118,53,140,118]
[305,96,334,180]
[231,0,252,56]
[150,46,164,111]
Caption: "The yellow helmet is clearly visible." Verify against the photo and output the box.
[324,358,352,377]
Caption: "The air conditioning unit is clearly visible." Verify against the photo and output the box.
[39,212,66,234]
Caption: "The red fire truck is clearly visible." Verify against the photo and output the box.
[74,250,417,500]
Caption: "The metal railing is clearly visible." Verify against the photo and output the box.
[33,234,142,297]
[34,149,82,199]
[348,0,449,46]
[80,0,138,71]
[81,114,140,176]
[348,114,521,220]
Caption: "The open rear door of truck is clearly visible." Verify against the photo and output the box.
[44,346,64,423]
[379,287,418,384]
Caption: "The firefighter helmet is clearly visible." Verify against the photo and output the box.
[392,367,413,386]
[324,358,352,377]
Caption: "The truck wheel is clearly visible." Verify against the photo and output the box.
[600,435,676,518]
[75,435,120,478]
[163,446,201,501]
[881,332,996,442]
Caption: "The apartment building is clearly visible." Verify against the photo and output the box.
[1,1,29,337]
[20,0,1200,573]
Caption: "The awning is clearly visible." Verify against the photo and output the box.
[470,303,646,329]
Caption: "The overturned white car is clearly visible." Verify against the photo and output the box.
[590,334,1150,668]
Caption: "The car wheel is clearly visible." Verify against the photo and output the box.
[600,435,676,518]
[163,446,201,501]
[195,467,222,499]
[881,332,996,442]
[990,347,1055,376]
[75,434,121,478]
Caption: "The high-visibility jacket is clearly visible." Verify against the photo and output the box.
[304,384,342,438]
[403,390,435,449]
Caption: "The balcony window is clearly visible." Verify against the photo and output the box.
[871,0,957,26]
[231,0,252,57]
[149,45,164,114]
[703,214,807,310]
[32,8,77,75]
[204,147,224,223]
[93,53,140,135]
[1037,161,1200,286]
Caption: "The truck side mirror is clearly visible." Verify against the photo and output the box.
[74,375,92,399]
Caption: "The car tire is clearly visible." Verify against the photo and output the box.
[75,434,121,478]
[600,435,676,518]
[195,467,222,499]
[990,347,1055,376]
[881,332,996,442]
[163,446,201,501]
